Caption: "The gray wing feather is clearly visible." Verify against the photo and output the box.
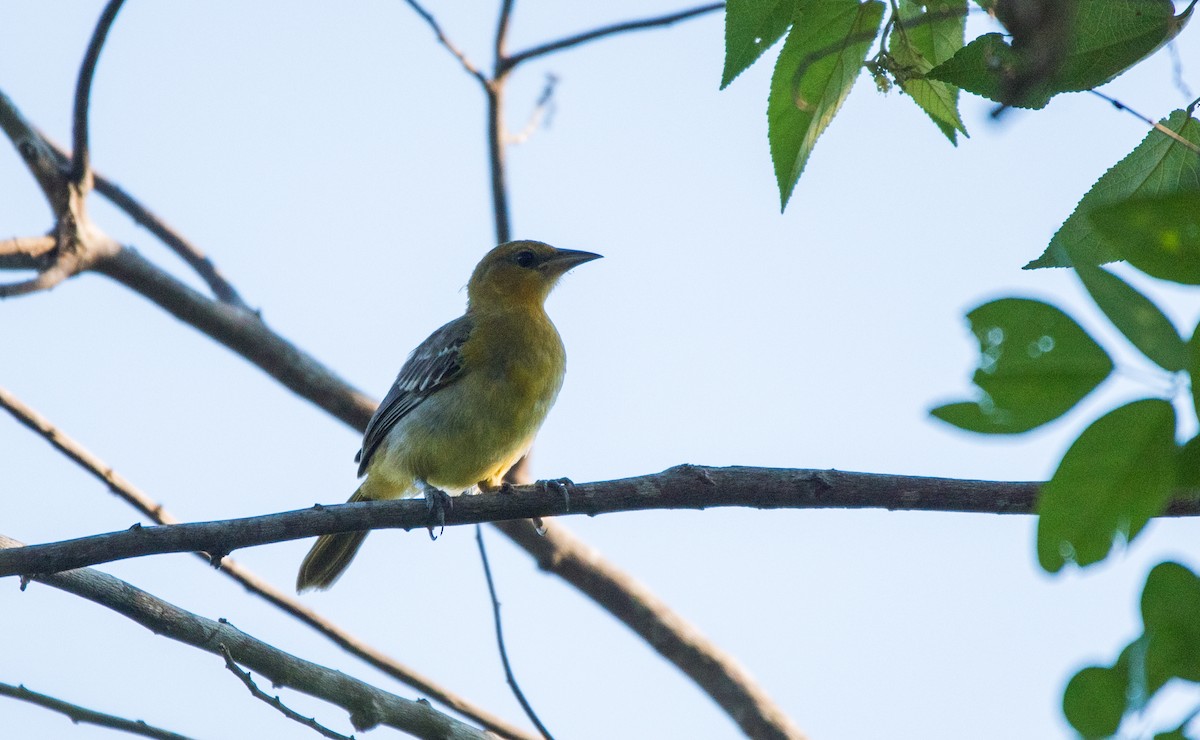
[356,314,473,476]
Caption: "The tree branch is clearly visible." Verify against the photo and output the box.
[0,535,490,740]
[8,467,1179,579]
[71,0,127,187]
[91,171,251,307]
[0,385,537,740]
[0,681,195,740]
[0,235,56,270]
[500,3,724,73]
[93,246,377,431]
[401,0,488,85]
[219,646,356,740]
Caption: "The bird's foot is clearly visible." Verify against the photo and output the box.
[421,483,453,540]
[539,477,575,512]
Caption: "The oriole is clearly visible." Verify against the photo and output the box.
[296,240,601,591]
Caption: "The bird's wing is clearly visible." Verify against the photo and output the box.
[356,314,474,476]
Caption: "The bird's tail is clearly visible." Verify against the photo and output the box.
[296,483,373,592]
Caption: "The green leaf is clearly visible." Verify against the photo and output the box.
[1075,263,1186,372]
[1027,110,1200,269]
[768,0,884,209]
[1037,399,1177,572]
[1142,562,1200,688]
[931,298,1113,433]
[722,0,794,89]
[1153,728,1191,740]
[1179,435,1200,490]
[928,0,1192,109]
[1192,317,1200,423]
[1091,191,1200,284]
[889,0,968,142]
[1063,664,1128,739]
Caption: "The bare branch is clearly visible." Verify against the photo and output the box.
[8,467,1177,579]
[92,173,251,307]
[72,0,127,187]
[94,246,377,430]
[0,255,79,298]
[1090,90,1200,155]
[402,0,488,85]
[0,681,195,740]
[0,89,70,212]
[507,74,557,146]
[494,0,516,67]
[0,235,56,270]
[0,385,537,740]
[500,3,724,73]
[476,527,554,740]
[0,535,490,740]
[220,647,356,740]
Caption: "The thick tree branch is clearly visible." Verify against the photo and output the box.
[0,385,536,740]
[499,3,724,73]
[7,467,1175,579]
[0,535,490,740]
[0,681,194,740]
[71,0,127,188]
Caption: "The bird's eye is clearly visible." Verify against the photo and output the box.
[514,250,537,268]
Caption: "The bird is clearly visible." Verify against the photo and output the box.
[296,240,601,591]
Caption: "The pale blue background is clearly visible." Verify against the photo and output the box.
[2,2,1199,739]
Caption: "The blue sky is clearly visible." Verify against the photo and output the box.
[2,2,1199,739]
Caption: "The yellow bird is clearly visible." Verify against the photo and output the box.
[297,240,601,591]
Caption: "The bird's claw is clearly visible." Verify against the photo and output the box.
[422,484,453,540]
[539,477,575,512]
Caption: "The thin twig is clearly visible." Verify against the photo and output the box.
[0,681,195,740]
[500,3,724,73]
[0,385,537,740]
[71,0,127,186]
[92,173,250,307]
[508,74,558,145]
[494,0,516,69]
[1090,90,1200,155]
[0,535,490,740]
[220,646,356,740]
[402,0,488,84]
[475,526,555,740]
[0,256,78,298]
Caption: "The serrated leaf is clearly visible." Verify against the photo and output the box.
[1037,399,1177,572]
[1091,191,1200,284]
[889,0,968,142]
[722,0,794,89]
[1142,562,1200,688]
[768,0,884,209]
[1028,110,1200,269]
[928,0,1192,109]
[931,298,1113,433]
[1075,263,1186,371]
[1063,664,1128,739]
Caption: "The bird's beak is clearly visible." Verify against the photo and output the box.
[543,248,603,275]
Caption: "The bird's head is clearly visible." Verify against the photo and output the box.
[467,240,602,310]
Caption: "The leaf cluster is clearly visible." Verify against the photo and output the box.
[722,0,1195,209]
